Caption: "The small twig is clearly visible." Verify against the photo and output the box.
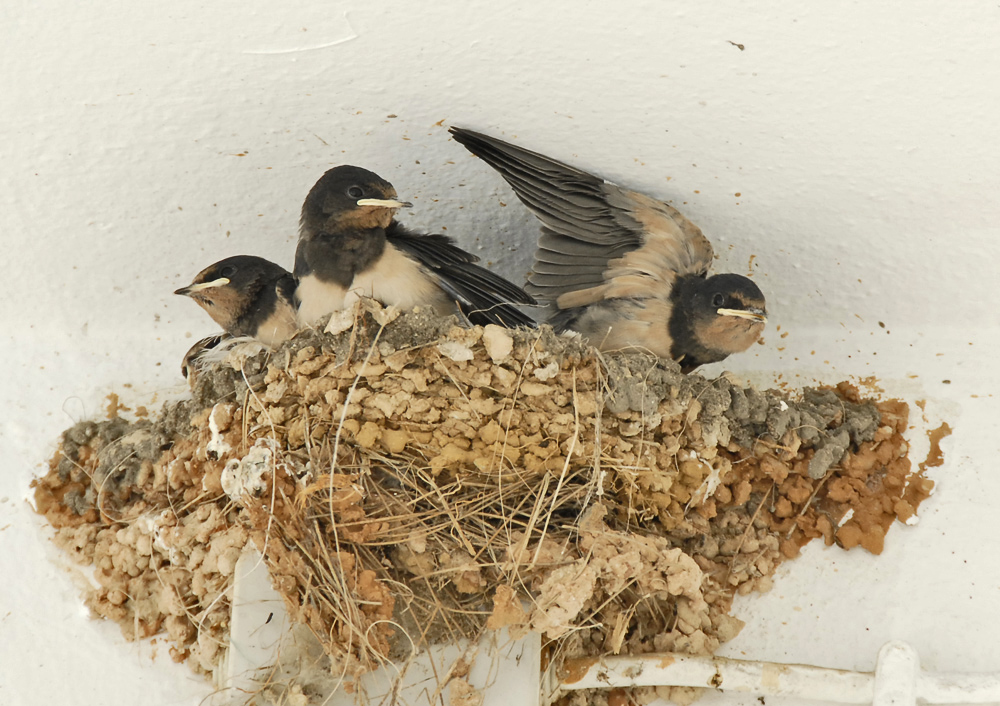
[530,369,580,569]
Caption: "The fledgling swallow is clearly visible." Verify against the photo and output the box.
[294,165,537,329]
[180,333,228,381]
[449,127,767,372]
[174,255,299,348]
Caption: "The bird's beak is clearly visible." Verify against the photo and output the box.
[174,277,230,296]
[356,198,413,209]
[718,307,767,323]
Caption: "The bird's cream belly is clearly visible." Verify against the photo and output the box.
[347,247,453,314]
[255,299,300,348]
[296,275,348,325]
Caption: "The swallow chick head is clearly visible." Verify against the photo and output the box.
[174,255,276,333]
[687,273,767,360]
[300,165,413,235]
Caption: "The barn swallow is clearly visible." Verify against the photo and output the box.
[174,255,299,348]
[180,332,228,380]
[449,127,767,372]
[294,165,537,329]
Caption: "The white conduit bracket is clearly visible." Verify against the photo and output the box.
[544,641,1000,705]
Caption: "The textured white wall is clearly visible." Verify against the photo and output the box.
[3,2,999,705]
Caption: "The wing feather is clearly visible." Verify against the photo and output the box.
[450,127,714,311]
[387,223,537,328]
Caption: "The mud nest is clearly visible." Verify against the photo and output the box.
[34,300,933,705]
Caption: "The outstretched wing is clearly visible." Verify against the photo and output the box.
[387,224,538,329]
[449,127,713,311]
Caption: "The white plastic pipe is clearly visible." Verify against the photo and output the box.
[548,651,873,703]
[548,641,1000,705]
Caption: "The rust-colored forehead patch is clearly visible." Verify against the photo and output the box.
[187,264,230,286]
[731,289,766,310]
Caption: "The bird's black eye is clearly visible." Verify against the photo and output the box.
[348,186,364,198]
[219,266,236,278]
[711,293,726,308]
